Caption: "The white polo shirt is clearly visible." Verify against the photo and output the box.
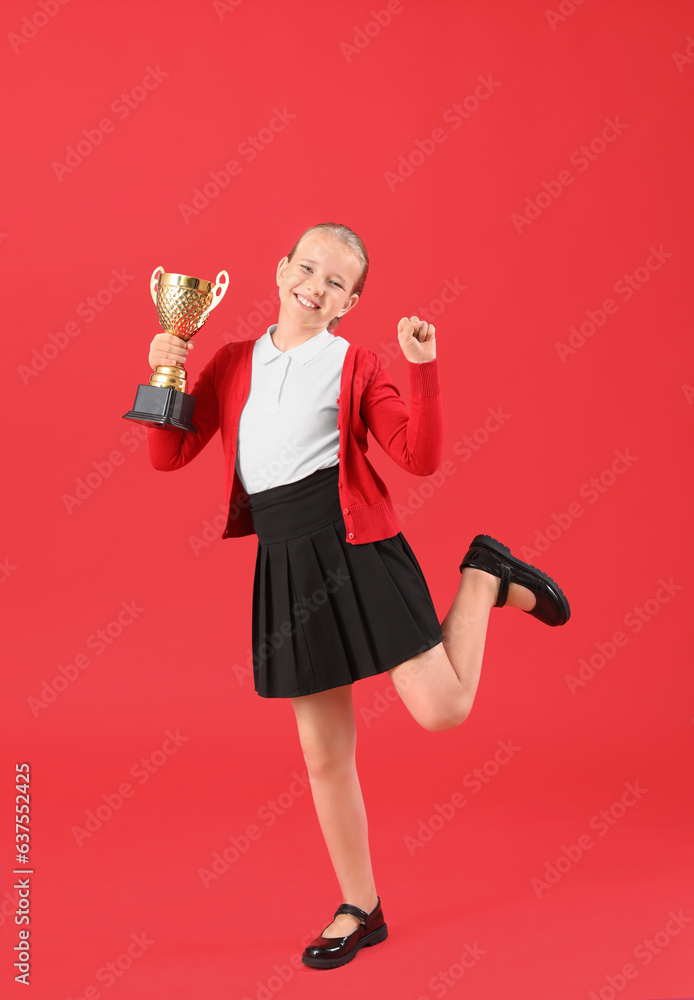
[235,324,351,494]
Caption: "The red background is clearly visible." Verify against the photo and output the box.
[2,1,693,997]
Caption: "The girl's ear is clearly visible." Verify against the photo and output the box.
[276,255,289,285]
[338,293,360,317]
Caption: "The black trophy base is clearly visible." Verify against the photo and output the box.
[122,384,198,434]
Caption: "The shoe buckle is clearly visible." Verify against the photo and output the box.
[334,902,369,925]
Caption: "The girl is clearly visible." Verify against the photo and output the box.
[145,222,570,971]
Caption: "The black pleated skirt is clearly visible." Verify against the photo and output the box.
[247,464,443,699]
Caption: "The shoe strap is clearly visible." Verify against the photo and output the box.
[333,902,370,925]
[495,564,511,608]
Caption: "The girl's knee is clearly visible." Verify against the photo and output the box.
[417,694,473,732]
[303,746,356,781]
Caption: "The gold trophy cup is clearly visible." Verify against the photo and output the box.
[122,266,229,434]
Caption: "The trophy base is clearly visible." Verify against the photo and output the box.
[122,384,198,434]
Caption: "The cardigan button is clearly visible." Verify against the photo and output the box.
[348,532,354,539]
[343,507,350,514]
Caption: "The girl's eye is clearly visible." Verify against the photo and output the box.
[301,264,342,289]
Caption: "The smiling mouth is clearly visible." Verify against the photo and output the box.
[294,293,319,310]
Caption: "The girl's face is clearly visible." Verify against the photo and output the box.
[276,234,362,332]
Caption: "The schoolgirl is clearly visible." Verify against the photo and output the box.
[145,221,570,970]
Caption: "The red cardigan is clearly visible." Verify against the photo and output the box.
[146,337,443,544]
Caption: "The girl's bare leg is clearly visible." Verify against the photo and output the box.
[290,684,379,939]
[288,575,538,939]
[387,568,537,731]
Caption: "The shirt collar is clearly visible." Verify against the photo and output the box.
[257,325,333,365]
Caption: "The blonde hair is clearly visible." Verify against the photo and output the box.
[286,222,369,332]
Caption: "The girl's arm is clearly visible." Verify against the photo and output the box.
[146,352,221,471]
[359,353,443,477]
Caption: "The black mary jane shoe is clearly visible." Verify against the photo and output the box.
[301,898,388,969]
[459,533,571,627]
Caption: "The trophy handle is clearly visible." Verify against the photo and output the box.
[150,266,165,306]
[198,270,229,327]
